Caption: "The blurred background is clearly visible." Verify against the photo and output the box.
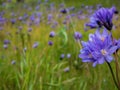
[0,0,120,90]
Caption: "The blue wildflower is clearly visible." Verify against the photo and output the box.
[48,41,53,46]
[67,53,71,58]
[86,7,116,30]
[49,31,55,37]
[60,54,65,60]
[74,32,82,41]
[32,42,39,48]
[79,29,118,67]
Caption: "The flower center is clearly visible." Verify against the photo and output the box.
[100,37,105,41]
[101,49,107,55]
[89,53,92,58]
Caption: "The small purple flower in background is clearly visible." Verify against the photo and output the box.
[60,8,68,14]
[11,60,16,65]
[28,27,32,32]
[48,14,53,21]
[35,5,40,11]
[74,32,82,41]
[49,31,55,37]
[60,54,65,60]
[69,6,75,11]
[79,29,118,67]
[63,67,70,72]
[3,44,8,49]
[32,42,39,48]
[23,47,27,52]
[86,7,117,30]
[4,39,10,44]
[78,10,83,15]
[67,53,71,58]
[30,14,35,21]
[0,16,6,25]
[70,13,76,17]
[18,16,23,21]
[36,12,42,18]
[48,41,53,46]
[10,18,16,24]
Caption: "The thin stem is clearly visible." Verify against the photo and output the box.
[114,52,120,87]
[106,61,120,90]
[111,33,120,87]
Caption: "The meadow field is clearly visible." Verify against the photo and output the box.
[0,0,120,90]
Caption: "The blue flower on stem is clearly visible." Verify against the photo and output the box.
[86,7,117,30]
[79,29,118,67]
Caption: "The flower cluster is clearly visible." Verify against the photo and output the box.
[79,6,120,67]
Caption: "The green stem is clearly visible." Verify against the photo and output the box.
[106,61,120,90]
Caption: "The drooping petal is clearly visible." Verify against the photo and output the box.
[98,57,105,64]
[109,46,118,54]
[92,61,98,67]
[105,55,113,63]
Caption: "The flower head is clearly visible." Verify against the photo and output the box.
[79,29,118,67]
[74,32,82,41]
[86,7,117,30]
[49,31,55,37]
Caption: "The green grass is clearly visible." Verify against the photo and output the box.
[0,0,120,90]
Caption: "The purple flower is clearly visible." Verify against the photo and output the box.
[74,32,82,41]
[32,42,39,48]
[11,60,16,65]
[4,39,10,44]
[10,18,16,24]
[49,31,55,37]
[67,53,71,58]
[63,67,70,72]
[28,28,32,32]
[18,16,23,21]
[0,16,6,25]
[86,7,116,30]
[3,44,8,49]
[48,41,53,46]
[48,14,53,21]
[60,54,65,60]
[79,29,118,67]
[60,8,68,14]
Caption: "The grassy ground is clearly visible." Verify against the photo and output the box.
[0,0,120,90]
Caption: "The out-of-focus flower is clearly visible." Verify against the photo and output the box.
[32,42,39,48]
[28,28,32,32]
[67,53,71,58]
[10,18,16,24]
[49,31,55,37]
[11,60,16,65]
[3,44,8,49]
[63,67,70,72]
[60,8,68,14]
[74,32,82,41]
[60,54,65,60]
[48,14,53,21]
[48,41,53,46]
[4,39,10,44]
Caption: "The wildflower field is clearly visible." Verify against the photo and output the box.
[0,0,120,90]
